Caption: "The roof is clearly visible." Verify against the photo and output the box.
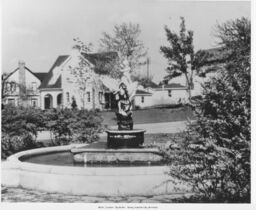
[154,83,187,90]
[135,90,152,96]
[81,51,118,75]
[6,66,47,82]
[39,52,118,89]
[34,72,48,82]
[39,55,69,89]
[141,80,159,88]
[82,51,118,66]
[162,83,186,89]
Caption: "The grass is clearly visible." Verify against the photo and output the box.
[101,106,194,126]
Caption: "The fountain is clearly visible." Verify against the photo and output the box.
[2,59,191,196]
[71,59,162,165]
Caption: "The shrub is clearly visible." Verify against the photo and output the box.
[162,18,250,202]
[71,109,103,143]
[1,133,43,159]
[1,105,46,159]
[2,104,45,137]
[44,108,103,145]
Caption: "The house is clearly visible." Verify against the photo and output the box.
[3,46,226,110]
[38,45,118,110]
[134,82,188,109]
[3,61,47,107]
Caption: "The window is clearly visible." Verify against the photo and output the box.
[87,92,91,102]
[10,83,16,92]
[32,82,37,92]
[31,99,37,107]
[7,99,15,105]
[168,90,172,97]
[99,92,103,103]
[66,92,70,103]
[141,96,144,103]
[6,83,11,91]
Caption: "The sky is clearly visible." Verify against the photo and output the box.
[1,0,250,82]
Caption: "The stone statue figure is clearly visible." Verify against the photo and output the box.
[114,60,138,130]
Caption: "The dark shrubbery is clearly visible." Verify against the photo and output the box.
[1,105,46,159]
[1,105,103,159]
[162,18,250,202]
[1,133,43,159]
[44,108,103,145]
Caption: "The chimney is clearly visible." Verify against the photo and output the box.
[71,45,81,57]
[18,60,26,96]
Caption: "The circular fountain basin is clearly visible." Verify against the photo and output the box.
[2,145,191,196]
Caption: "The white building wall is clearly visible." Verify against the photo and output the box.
[134,95,151,108]
[134,88,189,108]
[5,68,41,107]
[60,52,104,110]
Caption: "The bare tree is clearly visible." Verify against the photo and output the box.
[99,22,147,75]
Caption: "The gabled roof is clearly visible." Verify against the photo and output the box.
[6,66,46,82]
[39,55,69,89]
[39,52,118,89]
[34,72,48,82]
[81,51,118,66]
[82,51,118,75]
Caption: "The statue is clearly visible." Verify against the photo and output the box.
[115,60,138,130]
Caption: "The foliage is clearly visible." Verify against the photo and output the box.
[160,17,210,100]
[43,108,103,145]
[1,133,43,159]
[1,105,46,159]
[1,105,103,158]
[162,17,250,202]
[70,109,103,143]
[99,22,147,75]
[131,73,156,88]
[2,104,45,137]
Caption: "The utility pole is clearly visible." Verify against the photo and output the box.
[146,57,150,91]
[146,57,150,80]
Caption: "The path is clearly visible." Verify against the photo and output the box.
[1,187,193,203]
[108,121,188,134]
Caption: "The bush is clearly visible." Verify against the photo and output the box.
[1,133,43,159]
[1,105,46,159]
[2,104,45,137]
[71,109,103,143]
[162,18,250,203]
[44,108,103,145]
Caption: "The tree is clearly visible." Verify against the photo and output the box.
[163,17,250,202]
[70,39,101,110]
[131,73,156,88]
[99,22,147,75]
[160,17,209,101]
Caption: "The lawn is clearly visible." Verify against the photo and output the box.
[101,106,194,126]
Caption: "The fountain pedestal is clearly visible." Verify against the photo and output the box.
[106,129,145,148]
